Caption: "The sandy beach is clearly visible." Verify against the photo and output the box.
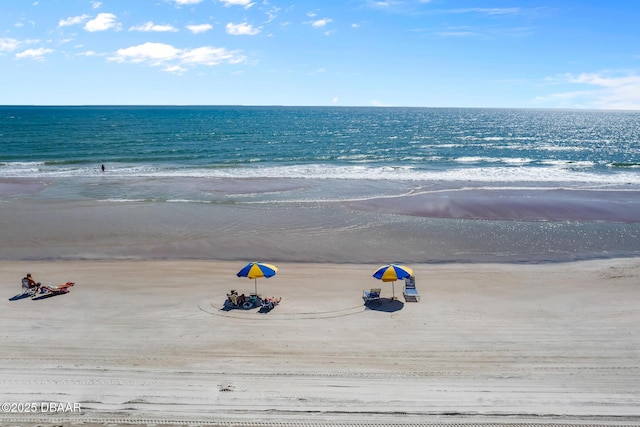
[1,258,639,426]
[3,85,640,427]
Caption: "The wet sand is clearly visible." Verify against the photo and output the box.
[348,187,640,222]
[1,192,639,263]
[1,258,639,426]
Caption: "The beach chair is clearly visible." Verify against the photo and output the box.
[39,282,75,296]
[363,288,381,305]
[22,278,40,296]
[403,276,420,302]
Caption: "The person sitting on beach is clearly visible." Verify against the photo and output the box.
[24,273,39,287]
[262,297,281,310]
[22,273,41,293]
[228,290,239,306]
[237,293,247,305]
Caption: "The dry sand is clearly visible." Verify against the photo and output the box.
[1,258,639,426]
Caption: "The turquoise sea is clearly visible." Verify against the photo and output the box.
[3,106,640,185]
[1,106,640,262]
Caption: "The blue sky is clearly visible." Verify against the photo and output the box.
[1,0,639,109]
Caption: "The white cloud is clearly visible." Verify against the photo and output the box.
[92,1,102,9]
[164,64,187,74]
[364,0,403,10]
[186,24,213,34]
[110,42,179,65]
[450,8,523,16]
[567,72,632,88]
[219,0,255,8]
[369,99,391,107]
[265,7,280,23]
[15,20,35,29]
[538,72,640,110]
[109,42,246,71]
[0,38,19,52]
[181,46,245,65]
[311,18,332,29]
[175,0,203,5]
[225,22,260,35]
[568,72,640,110]
[84,13,119,32]
[58,14,89,27]
[434,30,476,37]
[129,22,178,32]
[15,47,54,60]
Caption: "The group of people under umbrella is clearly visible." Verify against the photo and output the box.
[234,261,413,309]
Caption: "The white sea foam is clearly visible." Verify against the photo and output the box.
[540,159,595,168]
[2,161,640,187]
[166,199,212,203]
[455,156,501,163]
[454,156,533,164]
[99,198,148,203]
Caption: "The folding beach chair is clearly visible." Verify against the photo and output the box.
[403,276,420,302]
[363,288,381,305]
[39,282,75,296]
[22,278,40,296]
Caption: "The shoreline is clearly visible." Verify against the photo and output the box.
[1,196,639,263]
[4,253,640,265]
[2,258,639,426]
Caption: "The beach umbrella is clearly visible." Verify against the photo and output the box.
[372,264,413,299]
[236,262,278,295]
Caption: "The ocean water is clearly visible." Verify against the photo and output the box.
[1,106,640,262]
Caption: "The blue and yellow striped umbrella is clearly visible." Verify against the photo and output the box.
[372,264,413,299]
[237,262,278,295]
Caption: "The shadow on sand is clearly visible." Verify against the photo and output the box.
[220,302,238,312]
[364,298,404,313]
[258,305,277,314]
[8,293,32,301]
[220,301,259,312]
[32,292,67,301]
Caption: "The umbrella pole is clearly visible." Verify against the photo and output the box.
[254,278,257,296]
[392,281,395,300]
